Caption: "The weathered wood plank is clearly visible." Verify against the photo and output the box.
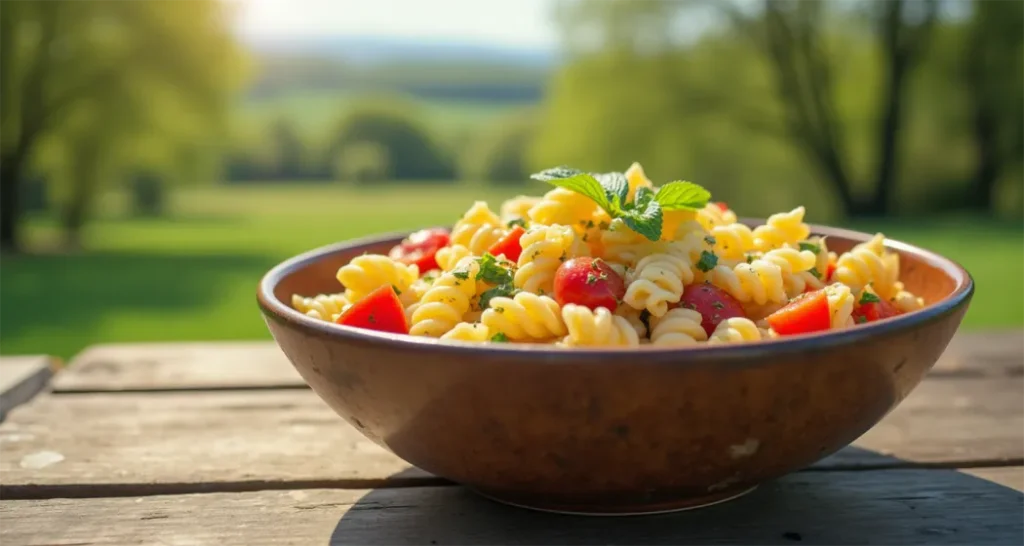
[0,356,57,421]
[49,331,1024,393]
[1,374,1019,497]
[51,341,301,392]
[2,468,1021,545]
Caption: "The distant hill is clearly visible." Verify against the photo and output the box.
[243,35,559,68]
[242,35,558,104]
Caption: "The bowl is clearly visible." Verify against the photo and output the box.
[257,221,973,515]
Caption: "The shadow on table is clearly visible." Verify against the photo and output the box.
[329,448,1024,546]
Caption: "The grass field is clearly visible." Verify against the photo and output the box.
[3,183,1021,359]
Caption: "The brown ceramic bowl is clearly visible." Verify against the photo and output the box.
[258,221,973,515]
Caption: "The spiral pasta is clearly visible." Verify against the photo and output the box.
[623,244,695,317]
[409,257,481,337]
[482,292,566,341]
[515,224,584,295]
[649,308,707,346]
[296,161,928,346]
[336,255,420,303]
[711,248,816,305]
[707,317,764,344]
[560,304,640,347]
[752,207,810,251]
[528,187,598,235]
[440,322,492,342]
[833,233,899,299]
[292,293,351,322]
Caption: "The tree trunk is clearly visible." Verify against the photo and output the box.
[0,151,23,252]
[61,140,103,249]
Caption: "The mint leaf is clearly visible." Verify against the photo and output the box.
[655,181,712,211]
[620,197,662,242]
[594,172,629,210]
[476,253,514,285]
[535,172,611,214]
[530,166,585,182]
[859,291,881,305]
[799,241,822,254]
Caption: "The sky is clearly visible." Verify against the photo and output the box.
[231,0,559,50]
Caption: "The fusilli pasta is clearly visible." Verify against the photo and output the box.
[560,304,640,347]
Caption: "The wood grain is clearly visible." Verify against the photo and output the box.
[51,341,302,392]
[49,331,1023,393]
[0,356,56,421]
[2,374,1020,498]
[2,468,1021,546]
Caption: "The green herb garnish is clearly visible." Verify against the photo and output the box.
[808,267,822,280]
[704,235,717,246]
[507,218,527,229]
[859,291,881,305]
[530,166,711,242]
[392,285,402,296]
[475,253,517,310]
[451,270,470,281]
[696,250,719,272]
[491,332,509,342]
[855,315,868,324]
[799,242,822,254]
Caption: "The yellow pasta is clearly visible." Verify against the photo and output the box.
[560,304,640,347]
[409,257,481,337]
[336,255,419,303]
[482,292,566,341]
[649,308,707,346]
[707,317,764,344]
[294,161,927,346]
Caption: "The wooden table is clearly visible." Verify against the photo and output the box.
[1,332,1022,545]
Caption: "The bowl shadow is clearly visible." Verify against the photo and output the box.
[328,450,1023,545]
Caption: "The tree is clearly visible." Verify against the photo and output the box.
[0,0,246,251]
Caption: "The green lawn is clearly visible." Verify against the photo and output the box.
[2,183,1020,359]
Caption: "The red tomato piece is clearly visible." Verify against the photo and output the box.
[766,289,831,336]
[335,285,409,335]
[388,228,450,274]
[553,257,626,311]
[675,283,747,336]
[826,262,836,282]
[486,225,526,262]
[851,297,902,324]
[714,202,730,212]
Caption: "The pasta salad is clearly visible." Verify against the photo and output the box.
[291,163,925,346]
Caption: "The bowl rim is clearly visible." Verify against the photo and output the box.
[257,220,974,358]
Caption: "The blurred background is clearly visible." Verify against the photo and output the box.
[1,0,1021,358]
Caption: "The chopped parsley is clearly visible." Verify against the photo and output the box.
[452,270,470,281]
[475,253,518,310]
[745,254,755,264]
[799,242,822,254]
[367,313,376,324]
[855,315,868,324]
[586,219,595,229]
[559,250,568,262]
[711,301,725,310]
[392,285,402,296]
[507,218,527,229]
[808,267,822,280]
[598,221,610,230]
[491,332,509,342]
[422,274,436,283]
[696,250,719,272]
[704,235,717,246]
[859,291,881,305]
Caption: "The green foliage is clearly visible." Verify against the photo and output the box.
[330,99,456,181]
[463,112,538,184]
[335,142,392,184]
[128,171,166,217]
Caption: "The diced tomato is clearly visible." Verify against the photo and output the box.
[674,283,747,336]
[714,202,729,212]
[766,289,831,336]
[553,257,626,311]
[851,297,902,324]
[335,285,409,335]
[826,262,836,282]
[388,228,450,274]
[486,225,526,262]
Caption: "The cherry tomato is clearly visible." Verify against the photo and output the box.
[335,284,409,335]
[766,289,831,336]
[553,257,626,311]
[388,228,450,274]
[486,225,526,262]
[713,202,730,212]
[674,283,747,336]
[851,297,902,324]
